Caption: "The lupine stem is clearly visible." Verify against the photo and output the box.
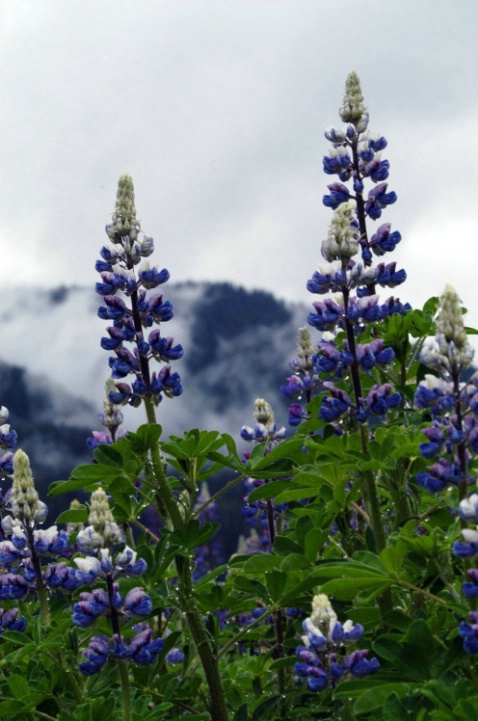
[27,528,51,626]
[176,555,230,721]
[143,395,183,530]
[117,659,132,721]
[342,289,388,555]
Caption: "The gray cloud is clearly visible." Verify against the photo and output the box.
[1,0,478,330]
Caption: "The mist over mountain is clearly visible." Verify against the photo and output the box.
[0,281,309,499]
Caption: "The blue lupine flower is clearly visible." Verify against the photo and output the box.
[166,647,185,665]
[45,562,84,592]
[113,628,163,665]
[73,588,111,627]
[370,224,401,256]
[453,529,478,558]
[319,382,351,423]
[124,587,152,617]
[79,635,110,675]
[0,608,27,634]
[323,182,350,209]
[458,612,478,654]
[342,650,380,677]
[0,573,29,600]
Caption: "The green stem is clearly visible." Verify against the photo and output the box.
[131,518,160,542]
[191,470,247,520]
[218,609,271,659]
[117,659,132,721]
[176,555,229,721]
[360,427,387,554]
[143,395,183,530]
[27,528,51,626]
[396,579,452,607]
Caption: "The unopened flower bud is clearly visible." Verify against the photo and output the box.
[322,202,359,263]
[254,398,274,426]
[339,71,367,126]
[11,450,45,527]
[87,488,122,549]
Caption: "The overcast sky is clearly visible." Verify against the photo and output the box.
[1,0,478,330]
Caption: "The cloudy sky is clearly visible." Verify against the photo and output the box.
[1,0,478,329]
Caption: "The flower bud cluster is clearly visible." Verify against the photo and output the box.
[294,594,379,691]
[64,487,161,675]
[241,398,286,443]
[96,175,183,408]
[0,451,72,605]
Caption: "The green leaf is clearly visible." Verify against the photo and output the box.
[244,554,281,573]
[265,570,287,602]
[55,507,89,524]
[135,423,163,450]
[248,480,291,503]
[251,695,283,721]
[321,577,391,600]
[6,674,30,700]
[353,684,410,714]
[93,444,124,467]
[273,535,304,556]
[280,553,311,571]
[274,487,322,503]
[304,528,328,562]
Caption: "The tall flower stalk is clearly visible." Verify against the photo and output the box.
[94,176,230,721]
[300,72,410,555]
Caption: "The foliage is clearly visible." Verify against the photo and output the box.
[1,72,478,721]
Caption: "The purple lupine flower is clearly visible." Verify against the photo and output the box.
[124,587,152,617]
[79,635,110,675]
[319,383,351,423]
[0,573,29,600]
[323,182,350,209]
[458,612,478,654]
[113,628,163,665]
[342,650,380,677]
[166,647,185,665]
[462,569,478,598]
[364,384,401,417]
[73,588,111,627]
[0,608,27,634]
[45,562,84,592]
[453,529,478,558]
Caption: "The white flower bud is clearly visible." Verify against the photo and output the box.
[339,71,368,126]
[10,450,44,526]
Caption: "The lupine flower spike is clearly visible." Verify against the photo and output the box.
[0,450,67,623]
[71,487,162,675]
[96,174,183,409]
[304,71,407,428]
[295,594,379,691]
[416,286,476,496]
